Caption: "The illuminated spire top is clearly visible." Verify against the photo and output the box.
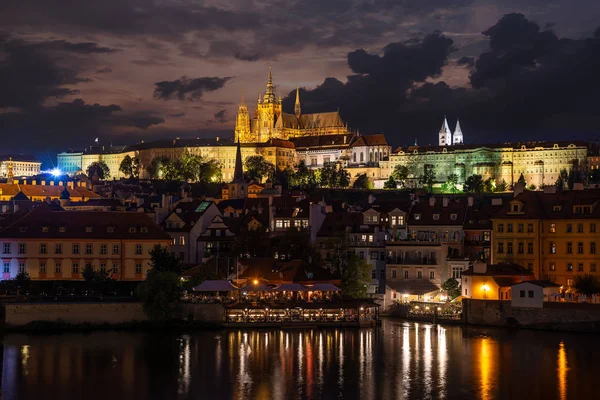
[454,119,462,134]
[7,157,14,182]
[440,116,451,133]
[263,67,276,103]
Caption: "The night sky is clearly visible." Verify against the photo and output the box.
[1,0,600,157]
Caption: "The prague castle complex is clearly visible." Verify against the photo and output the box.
[57,70,594,189]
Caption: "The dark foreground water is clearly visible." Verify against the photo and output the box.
[1,319,599,400]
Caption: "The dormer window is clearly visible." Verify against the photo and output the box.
[42,226,49,233]
[107,227,115,233]
[129,227,137,233]
[433,214,440,221]
[414,213,421,220]
[19,226,28,233]
[450,214,457,221]
[553,205,562,212]
[85,226,93,233]
[59,227,66,233]
[140,227,148,233]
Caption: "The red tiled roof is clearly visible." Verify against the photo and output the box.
[0,203,171,240]
[351,134,388,147]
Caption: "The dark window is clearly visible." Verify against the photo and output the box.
[528,290,534,298]
[527,242,533,254]
[567,242,572,254]
[520,290,525,298]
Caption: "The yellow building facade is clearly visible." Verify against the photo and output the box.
[492,189,600,287]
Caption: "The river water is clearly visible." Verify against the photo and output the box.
[1,319,598,400]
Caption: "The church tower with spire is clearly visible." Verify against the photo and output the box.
[452,119,463,145]
[234,93,251,143]
[294,87,301,117]
[256,68,282,142]
[439,116,452,146]
[225,138,248,199]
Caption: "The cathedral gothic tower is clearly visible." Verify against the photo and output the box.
[453,119,464,144]
[256,68,282,141]
[294,87,301,117]
[234,94,251,143]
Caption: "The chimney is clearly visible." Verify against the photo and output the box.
[467,196,473,207]
[429,196,436,206]
[513,182,525,197]
[442,197,449,207]
[473,261,487,274]
[573,182,584,191]
[544,185,557,194]
[368,194,376,204]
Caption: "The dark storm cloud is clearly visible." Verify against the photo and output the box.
[182,40,262,62]
[285,13,600,145]
[284,31,455,134]
[29,40,119,54]
[0,35,87,109]
[153,76,233,101]
[0,99,164,150]
[214,109,227,123]
[0,0,261,38]
[457,56,475,67]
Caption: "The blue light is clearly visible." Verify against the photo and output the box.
[50,168,62,176]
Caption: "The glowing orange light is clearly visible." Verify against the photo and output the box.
[253,279,259,285]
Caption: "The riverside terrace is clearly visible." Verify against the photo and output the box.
[223,300,380,328]
[191,280,379,327]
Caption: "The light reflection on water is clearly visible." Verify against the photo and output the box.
[1,319,598,400]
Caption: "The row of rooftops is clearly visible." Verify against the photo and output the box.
[316,188,600,237]
[0,203,171,240]
[394,140,590,154]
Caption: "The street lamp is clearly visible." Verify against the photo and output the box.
[481,284,489,299]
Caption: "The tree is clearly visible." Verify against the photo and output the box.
[14,271,31,294]
[496,179,508,192]
[86,161,110,180]
[319,161,338,188]
[244,155,274,182]
[147,156,170,179]
[517,173,527,185]
[293,160,316,189]
[149,245,181,273]
[528,184,537,191]
[383,175,397,189]
[463,174,485,193]
[574,274,600,297]
[198,159,222,183]
[352,173,372,189]
[337,167,350,188]
[568,168,583,189]
[442,278,461,300]
[392,165,409,188]
[131,157,140,178]
[484,177,494,193]
[341,254,371,298]
[136,269,181,321]
[444,173,458,193]
[589,168,600,185]
[179,151,203,181]
[119,155,134,178]
[419,167,436,192]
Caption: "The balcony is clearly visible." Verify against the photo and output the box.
[387,257,438,265]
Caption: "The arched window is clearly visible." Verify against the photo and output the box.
[360,153,364,162]
[374,151,379,162]
[353,153,356,163]
[370,152,374,162]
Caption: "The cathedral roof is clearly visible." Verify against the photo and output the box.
[299,112,345,129]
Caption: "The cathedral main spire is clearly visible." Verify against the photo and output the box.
[294,87,301,117]
[263,67,276,103]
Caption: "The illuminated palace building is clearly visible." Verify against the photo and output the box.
[382,117,589,189]
[57,71,592,187]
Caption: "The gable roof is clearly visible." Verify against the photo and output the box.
[350,134,388,147]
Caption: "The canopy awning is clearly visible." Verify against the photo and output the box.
[274,283,308,292]
[306,283,341,292]
[193,280,239,292]
[243,283,273,292]
[386,281,440,296]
